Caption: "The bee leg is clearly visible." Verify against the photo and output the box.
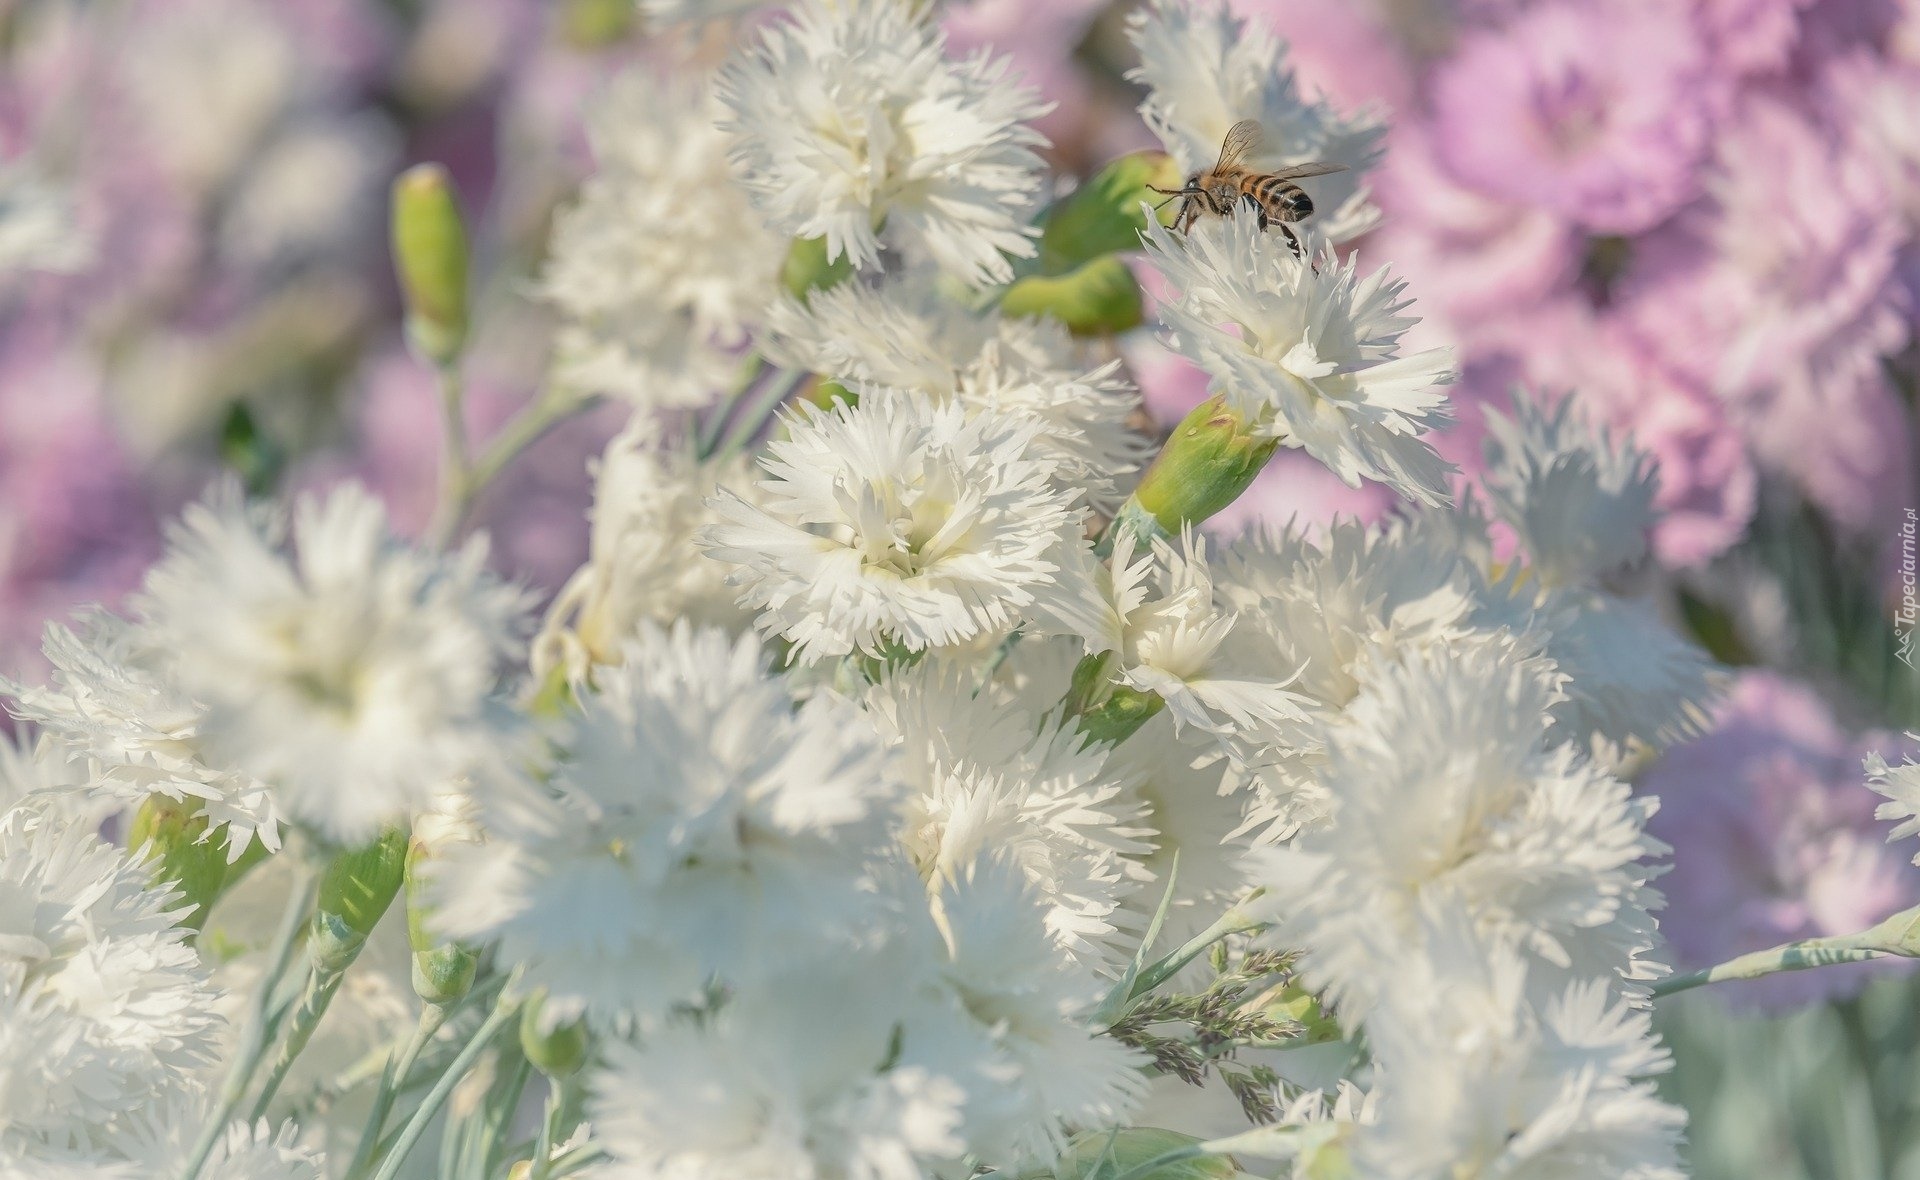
[1277,222,1302,257]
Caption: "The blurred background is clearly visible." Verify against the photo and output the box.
[3,0,1919,1174]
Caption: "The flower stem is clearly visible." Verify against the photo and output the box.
[529,1075,578,1180]
[1653,901,1920,997]
[249,959,350,1121]
[370,989,522,1180]
[342,1004,451,1180]
[179,864,319,1180]
[696,353,769,458]
[428,385,593,548]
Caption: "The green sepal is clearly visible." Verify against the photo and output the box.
[520,993,591,1078]
[1052,1129,1237,1180]
[1000,255,1144,337]
[1131,395,1280,534]
[391,163,471,366]
[129,795,233,932]
[404,830,477,1004]
[311,826,408,973]
[1037,151,1185,275]
[782,235,855,304]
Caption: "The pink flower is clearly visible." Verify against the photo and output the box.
[1427,0,1722,233]
[943,0,1107,152]
[1642,672,1920,1010]
[1224,0,1414,117]
[1690,0,1816,78]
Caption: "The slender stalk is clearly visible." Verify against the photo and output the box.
[1653,901,1920,997]
[714,367,808,458]
[370,992,522,1180]
[529,1076,577,1180]
[179,865,319,1180]
[342,1005,452,1180]
[428,386,592,548]
[249,961,350,1121]
[696,353,769,457]
[546,1143,608,1178]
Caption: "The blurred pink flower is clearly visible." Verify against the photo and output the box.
[1426,0,1721,234]
[1690,0,1816,78]
[0,323,161,678]
[1224,0,1414,116]
[1642,672,1920,1010]
[943,0,1106,151]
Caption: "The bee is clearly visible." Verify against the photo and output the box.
[1148,119,1349,255]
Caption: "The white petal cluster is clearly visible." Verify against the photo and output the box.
[0,808,223,1165]
[15,485,527,848]
[535,424,766,681]
[1127,0,1385,244]
[1141,207,1457,504]
[1482,396,1659,587]
[0,160,92,277]
[700,396,1104,662]
[1248,640,1667,1021]
[430,623,905,1026]
[717,0,1049,285]
[542,69,782,411]
[1869,749,1920,861]
[764,274,1151,508]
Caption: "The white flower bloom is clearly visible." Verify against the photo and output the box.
[0,161,92,277]
[1141,207,1457,504]
[0,808,223,1161]
[1869,748,1920,862]
[908,858,1147,1167]
[534,425,765,681]
[863,663,1148,965]
[717,0,1049,285]
[431,623,904,1026]
[1088,529,1311,744]
[700,397,1106,662]
[1521,586,1716,757]
[1127,0,1386,244]
[1248,639,1667,1021]
[542,69,781,410]
[637,0,769,26]
[8,613,283,860]
[1482,395,1659,588]
[103,1092,325,1180]
[1357,927,1684,1180]
[764,274,1150,508]
[591,954,966,1180]
[127,484,529,845]
[0,731,103,827]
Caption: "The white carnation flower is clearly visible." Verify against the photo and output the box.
[764,274,1150,509]
[0,808,223,1161]
[534,424,765,681]
[1141,207,1457,504]
[717,0,1049,285]
[863,663,1148,966]
[0,161,92,277]
[430,623,904,1026]
[541,69,781,411]
[699,397,1106,663]
[1868,749,1920,861]
[908,858,1147,1167]
[103,1092,325,1180]
[1358,927,1684,1180]
[126,484,530,845]
[1126,0,1385,244]
[1249,639,1667,1021]
[9,614,284,861]
[1481,395,1659,588]
[591,954,966,1180]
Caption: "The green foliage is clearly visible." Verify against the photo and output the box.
[781,235,855,304]
[1036,151,1184,275]
[1052,1129,1238,1180]
[1000,255,1144,337]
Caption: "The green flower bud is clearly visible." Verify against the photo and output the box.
[561,0,634,46]
[1130,395,1280,536]
[1000,255,1144,337]
[391,164,470,366]
[520,993,591,1078]
[404,830,477,1005]
[1053,1128,1236,1180]
[311,827,408,974]
[129,796,231,931]
[1037,150,1185,274]
[1061,651,1166,747]
[782,235,855,304]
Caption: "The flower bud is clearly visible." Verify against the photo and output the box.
[405,827,478,1005]
[1037,150,1185,274]
[782,235,854,305]
[391,164,470,366]
[562,0,633,46]
[1000,255,1144,337]
[1052,1128,1235,1180]
[310,826,408,974]
[129,796,232,931]
[1130,395,1279,536]
[520,992,591,1078]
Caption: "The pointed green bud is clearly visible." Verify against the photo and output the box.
[520,992,591,1078]
[1053,1128,1236,1180]
[391,164,470,366]
[561,0,634,46]
[129,796,231,931]
[1000,255,1144,337]
[1130,394,1280,536]
[1037,151,1185,274]
[404,830,478,1005]
[311,826,408,974]
[782,235,855,304]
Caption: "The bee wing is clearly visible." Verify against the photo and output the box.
[1267,161,1350,181]
[1213,119,1264,172]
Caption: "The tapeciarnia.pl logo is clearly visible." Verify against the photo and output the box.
[1899,508,1917,669]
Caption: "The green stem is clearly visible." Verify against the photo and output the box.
[370,991,522,1180]
[529,1075,578,1180]
[343,1005,451,1180]
[249,960,350,1120]
[1092,900,1268,1028]
[696,354,769,458]
[714,367,809,458]
[179,864,319,1180]
[429,386,592,548]
[1653,901,1920,997]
